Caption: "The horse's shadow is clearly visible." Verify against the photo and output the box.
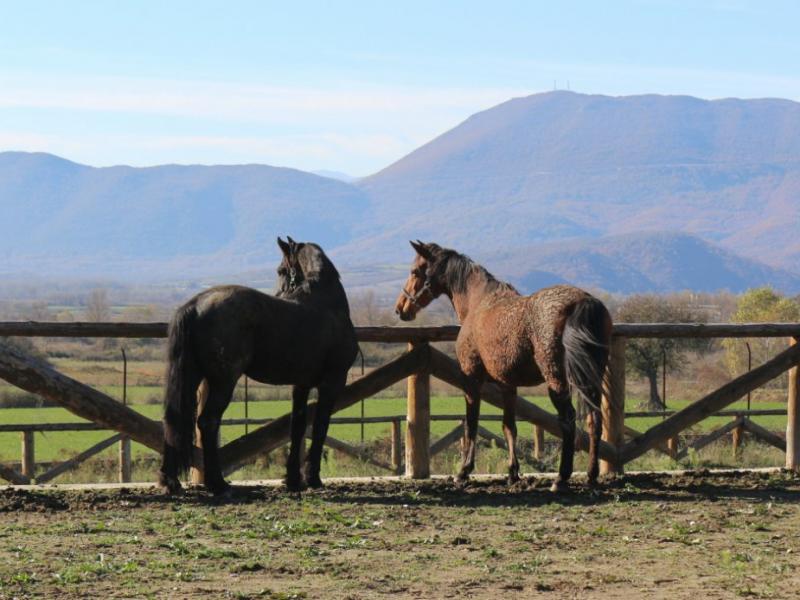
[314,472,800,509]
[2,471,796,513]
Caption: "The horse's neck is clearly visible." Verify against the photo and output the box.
[447,275,490,323]
[290,281,351,320]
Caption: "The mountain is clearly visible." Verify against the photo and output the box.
[356,91,800,269]
[489,232,800,294]
[312,170,358,183]
[2,91,800,294]
[0,152,369,277]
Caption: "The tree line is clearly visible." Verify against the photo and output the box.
[1,285,799,410]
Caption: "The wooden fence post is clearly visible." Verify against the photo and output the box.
[21,431,35,481]
[601,336,626,475]
[391,418,402,474]
[667,436,678,459]
[533,424,544,460]
[405,342,431,479]
[118,436,132,483]
[732,424,743,458]
[787,337,799,472]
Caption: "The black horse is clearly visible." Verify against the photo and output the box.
[158,237,358,495]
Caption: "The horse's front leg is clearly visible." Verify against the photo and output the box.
[457,373,484,483]
[286,385,310,492]
[305,377,345,489]
[501,386,520,485]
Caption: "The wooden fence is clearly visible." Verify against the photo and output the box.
[0,321,798,485]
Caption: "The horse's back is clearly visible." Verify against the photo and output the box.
[190,285,279,315]
[464,289,541,384]
[524,284,596,344]
[525,284,592,312]
[181,285,354,385]
[466,284,602,387]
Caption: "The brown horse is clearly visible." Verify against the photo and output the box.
[395,241,612,492]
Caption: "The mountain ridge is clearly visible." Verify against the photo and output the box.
[2,90,800,294]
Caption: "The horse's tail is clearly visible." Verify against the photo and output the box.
[163,303,200,477]
[563,296,612,418]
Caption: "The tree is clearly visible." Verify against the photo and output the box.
[85,288,111,322]
[616,295,705,409]
[25,301,52,321]
[120,304,159,323]
[350,290,389,327]
[723,287,800,385]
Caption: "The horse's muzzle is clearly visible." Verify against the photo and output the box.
[397,309,414,322]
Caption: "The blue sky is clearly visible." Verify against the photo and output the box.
[1,0,799,175]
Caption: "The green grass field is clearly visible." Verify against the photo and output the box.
[0,395,788,466]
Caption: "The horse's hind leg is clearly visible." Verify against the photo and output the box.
[548,385,575,493]
[305,377,345,489]
[159,357,203,495]
[586,393,602,486]
[197,379,236,496]
[457,376,483,482]
[160,433,191,495]
[501,386,520,484]
[286,385,310,492]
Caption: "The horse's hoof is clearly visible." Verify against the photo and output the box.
[285,475,307,493]
[507,472,521,486]
[550,480,570,493]
[306,475,324,489]
[158,475,183,496]
[455,471,470,485]
[210,484,234,500]
[207,480,233,497]
[159,483,183,496]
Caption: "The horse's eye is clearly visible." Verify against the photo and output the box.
[278,267,287,275]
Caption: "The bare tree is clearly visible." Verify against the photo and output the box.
[120,304,159,323]
[85,288,111,322]
[350,290,396,327]
[616,294,705,409]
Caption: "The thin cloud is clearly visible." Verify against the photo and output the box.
[0,73,529,122]
[0,73,530,171]
[0,130,415,174]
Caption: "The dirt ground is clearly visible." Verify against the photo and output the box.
[0,470,798,599]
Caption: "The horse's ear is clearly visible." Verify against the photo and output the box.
[286,235,306,252]
[277,237,291,256]
[410,240,433,260]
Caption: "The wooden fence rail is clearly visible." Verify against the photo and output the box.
[3,321,800,340]
[0,321,799,484]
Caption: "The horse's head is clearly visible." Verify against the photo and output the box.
[276,236,305,295]
[395,240,444,321]
[276,237,348,314]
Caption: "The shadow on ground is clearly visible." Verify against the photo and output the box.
[1,469,798,513]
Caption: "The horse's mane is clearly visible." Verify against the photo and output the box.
[278,242,350,316]
[297,243,341,284]
[431,246,516,295]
